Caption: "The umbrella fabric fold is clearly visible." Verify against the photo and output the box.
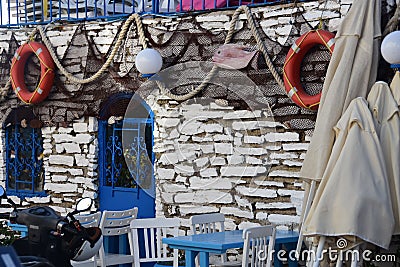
[303,97,394,249]
[300,0,381,181]
[367,81,400,235]
[390,72,400,105]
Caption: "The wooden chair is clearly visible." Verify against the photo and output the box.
[242,226,276,267]
[130,217,181,267]
[70,211,102,267]
[190,213,236,266]
[97,207,138,267]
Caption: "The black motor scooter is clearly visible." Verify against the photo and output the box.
[0,185,102,267]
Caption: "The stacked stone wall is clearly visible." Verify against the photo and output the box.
[150,93,306,230]
[1,0,395,228]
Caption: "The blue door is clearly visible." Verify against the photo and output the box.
[98,94,156,267]
[98,93,155,218]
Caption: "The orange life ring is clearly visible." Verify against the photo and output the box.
[10,42,55,104]
[283,29,335,110]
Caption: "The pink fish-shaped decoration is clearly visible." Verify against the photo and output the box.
[212,44,258,69]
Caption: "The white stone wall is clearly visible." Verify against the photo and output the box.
[148,92,307,230]
[0,0,384,224]
[42,117,98,212]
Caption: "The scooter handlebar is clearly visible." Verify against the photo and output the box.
[58,221,79,235]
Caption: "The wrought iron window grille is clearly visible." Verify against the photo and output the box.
[98,94,154,197]
[5,123,45,198]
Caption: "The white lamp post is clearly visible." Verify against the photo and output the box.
[381,31,400,69]
[135,48,163,77]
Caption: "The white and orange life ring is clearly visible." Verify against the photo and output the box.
[283,29,335,110]
[10,42,55,104]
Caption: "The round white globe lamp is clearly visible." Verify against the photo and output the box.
[382,31,400,69]
[135,48,163,77]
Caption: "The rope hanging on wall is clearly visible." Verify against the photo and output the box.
[0,14,145,103]
[155,5,285,101]
[0,5,286,103]
[39,14,147,84]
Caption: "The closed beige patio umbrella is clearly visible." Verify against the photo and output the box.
[368,81,400,235]
[302,96,394,249]
[297,0,382,254]
[300,0,381,181]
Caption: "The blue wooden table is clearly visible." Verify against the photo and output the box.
[163,230,299,267]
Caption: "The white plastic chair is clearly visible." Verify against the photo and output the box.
[10,1,58,22]
[53,0,102,18]
[190,213,238,266]
[75,211,102,227]
[104,0,135,14]
[96,0,142,14]
[158,0,175,12]
[130,217,181,267]
[97,207,138,267]
[71,211,102,267]
[242,226,276,267]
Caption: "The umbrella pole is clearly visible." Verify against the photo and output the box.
[350,245,360,267]
[306,241,318,267]
[336,252,343,267]
[313,236,326,267]
[296,180,317,259]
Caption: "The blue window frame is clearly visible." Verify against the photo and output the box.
[98,93,154,195]
[4,123,45,197]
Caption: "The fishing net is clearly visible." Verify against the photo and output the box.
[0,1,393,134]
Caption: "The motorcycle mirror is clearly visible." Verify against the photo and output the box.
[0,186,6,198]
[76,198,93,212]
